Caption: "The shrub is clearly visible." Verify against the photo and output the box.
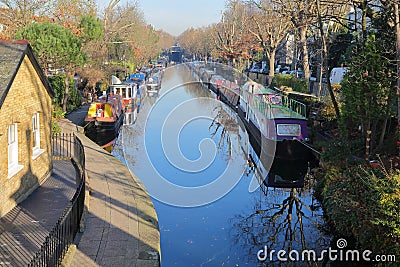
[320,138,364,165]
[270,74,308,93]
[321,164,400,256]
[52,105,66,120]
[52,121,61,134]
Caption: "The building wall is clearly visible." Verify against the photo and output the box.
[0,55,53,217]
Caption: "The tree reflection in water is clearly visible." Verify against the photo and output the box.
[230,170,331,267]
[208,104,331,266]
[209,106,237,155]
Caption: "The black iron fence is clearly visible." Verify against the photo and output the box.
[29,133,86,267]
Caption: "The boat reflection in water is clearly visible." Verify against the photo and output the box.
[238,115,308,189]
[262,158,308,188]
[212,103,330,266]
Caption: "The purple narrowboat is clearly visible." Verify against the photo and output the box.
[238,81,311,161]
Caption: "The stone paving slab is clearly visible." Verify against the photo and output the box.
[0,160,77,266]
[58,118,160,267]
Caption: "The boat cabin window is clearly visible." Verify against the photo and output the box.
[121,87,126,98]
[276,124,301,136]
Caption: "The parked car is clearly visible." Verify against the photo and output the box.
[259,67,270,74]
[280,67,291,73]
[290,70,304,79]
[250,65,261,73]
[275,65,290,73]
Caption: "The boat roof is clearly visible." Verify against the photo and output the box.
[129,73,145,81]
[242,81,274,94]
[241,82,307,120]
[267,105,307,120]
[148,76,159,82]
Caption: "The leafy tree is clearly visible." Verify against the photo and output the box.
[79,15,103,43]
[77,15,106,91]
[15,22,86,112]
[340,34,396,154]
[48,74,82,111]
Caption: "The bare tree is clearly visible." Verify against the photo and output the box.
[156,30,175,51]
[247,0,293,83]
[102,0,161,69]
[51,0,96,34]
[213,0,253,68]
[313,0,351,120]
[276,0,318,80]
[0,0,52,38]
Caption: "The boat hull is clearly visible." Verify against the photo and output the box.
[84,115,124,147]
[237,105,312,161]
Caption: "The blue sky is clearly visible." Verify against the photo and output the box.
[98,0,227,36]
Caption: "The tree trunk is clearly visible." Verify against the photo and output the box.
[395,3,400,154]
[361,1,368,41]
[268,49,276,86]
[299,26,310,80]
[316,0,340,120]
[62,72,70,112]
[379,117,388,148]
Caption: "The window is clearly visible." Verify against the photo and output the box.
[276,124,301,137]
[32,113,44,159]
[8,124,23,178]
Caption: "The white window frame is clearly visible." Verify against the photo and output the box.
[8,123,23,178]
[32,113,44,159]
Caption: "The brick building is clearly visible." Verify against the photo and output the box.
[0,40,53,217]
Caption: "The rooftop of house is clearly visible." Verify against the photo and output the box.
[0,40,53,109]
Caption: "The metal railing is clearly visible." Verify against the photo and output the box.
[240,89,307,119]
[29,133,86,267]
[281,94,307,118]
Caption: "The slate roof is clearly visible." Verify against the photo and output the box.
[0,40,53,109]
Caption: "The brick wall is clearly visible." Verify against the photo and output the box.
[0,55,53,217]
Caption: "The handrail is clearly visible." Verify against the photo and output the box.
[29,133,86,267]
[240,89,307,119]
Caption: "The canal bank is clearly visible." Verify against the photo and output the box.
[57,116,160,267]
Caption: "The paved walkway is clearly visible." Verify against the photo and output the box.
[0,160,77,266]
[58,117,161,267]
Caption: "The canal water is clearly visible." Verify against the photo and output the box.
[113,65,331,266]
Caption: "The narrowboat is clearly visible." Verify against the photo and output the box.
[109,75,141,125]
[237,81,311,161]
[169,45,182,64]
[146,75,161,96]
[84,93,124,147]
